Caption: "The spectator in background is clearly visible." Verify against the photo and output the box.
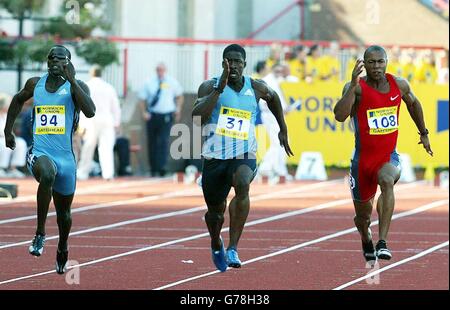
[387,46,403,77]
[280,62,299,83]
[401,48,417,82]
[288,45,308,81]
[437,49,449,84]
[0,93,27,178]
[139,62,184,177]
[77,65,121,180]
[323,41,341,82]
[415,50,438,84]
[258,64,293,180]
[265,43,283,69]
[305,44,328,82]
[252,60,269,79]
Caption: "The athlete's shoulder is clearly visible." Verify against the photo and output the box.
[25,77,41,88]
[74,79,90,94]
[392,75,409,91]
[197,79,216,96]
[342,80,362,96]
[250,78,270,94]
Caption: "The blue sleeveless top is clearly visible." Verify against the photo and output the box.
[32,74,79,153]
[202,76,258,159]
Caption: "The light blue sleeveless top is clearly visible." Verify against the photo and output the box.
[202,76,258,159]
[32,74,78,153]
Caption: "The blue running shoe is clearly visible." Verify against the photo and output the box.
[29,233,46,257]
[211,237,227,272]
[226,247,241,268]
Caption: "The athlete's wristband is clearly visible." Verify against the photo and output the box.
[213,79,224,93]
[213,85,223,93]
[418,129,429,136]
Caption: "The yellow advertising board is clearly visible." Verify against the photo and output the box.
[256,80,449,168]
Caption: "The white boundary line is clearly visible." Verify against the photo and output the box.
[0,187,200,225]
[0,177,169,205]
[153,199,448,290]
[333,241,449,290]
[0,180,341,249]
[0,181,427,286]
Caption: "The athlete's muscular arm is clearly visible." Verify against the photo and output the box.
[192,80,221,125]
[63,59,96,118]
[252,79,294,156]
[4,77,40,150]
[396,77,433,156]
[334,59,364,122]
[192,59,230,125]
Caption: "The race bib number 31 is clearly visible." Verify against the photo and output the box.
[216,106,251,140]
[35,105,66,135]
[367,106,398,135]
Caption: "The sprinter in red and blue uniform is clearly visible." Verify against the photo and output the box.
[334,45,433,262]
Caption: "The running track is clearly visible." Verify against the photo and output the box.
[0,176,447,290]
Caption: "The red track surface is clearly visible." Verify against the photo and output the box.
[0,177,448,290]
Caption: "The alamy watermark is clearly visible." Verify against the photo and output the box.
[64,260,80,285]
[366,0,380,25]
[65,0,80,25]
[365,260,381,285]
[169,116,271,160]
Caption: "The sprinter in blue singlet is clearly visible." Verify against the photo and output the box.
[3,45,95,274]
[193,44,294,272]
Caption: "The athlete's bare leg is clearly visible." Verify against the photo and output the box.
[228,164,253,250]
[377,163,401,241]
[353,198,374,243]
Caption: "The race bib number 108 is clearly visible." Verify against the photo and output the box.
[367,106,398,135]
[216,106,251,140]
[35,105,66,135]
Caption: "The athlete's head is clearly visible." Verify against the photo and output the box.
[155,62,167,80]
[89,64,102,78]
[223,44,246,82]
[47,45,71,77]
[363,45,388,81]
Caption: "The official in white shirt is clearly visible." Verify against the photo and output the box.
[258,64,297,179]
[138,62,184,176]
[77,65,121,180]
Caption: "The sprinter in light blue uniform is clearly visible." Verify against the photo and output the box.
[193,44,293,272]
[30,73,79,195]
[3,45,95,274]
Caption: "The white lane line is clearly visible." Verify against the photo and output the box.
[0,181,425,285]
[0,187,200,225]
[153,199,448,290]
[0,180,341,249]
[333,241,449,290]
[0,177,169,205]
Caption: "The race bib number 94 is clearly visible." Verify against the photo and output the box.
[367,106,398,135]
[216,106,251,140]
[35,105,66,135]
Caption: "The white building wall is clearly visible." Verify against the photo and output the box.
[251,0,301,40]
[118,0,179,38]
[213,0,238,39]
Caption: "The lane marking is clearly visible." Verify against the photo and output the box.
[0,177,169,205]
[0,180,341,249]
[153,199,448,290]
[0,182,430,286]
[333,241,449,290]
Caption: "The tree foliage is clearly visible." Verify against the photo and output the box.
[0,0,118,68]
[0,0,45,16]
[76,38,119,67]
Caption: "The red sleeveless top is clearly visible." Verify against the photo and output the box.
[353,73,402,157]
